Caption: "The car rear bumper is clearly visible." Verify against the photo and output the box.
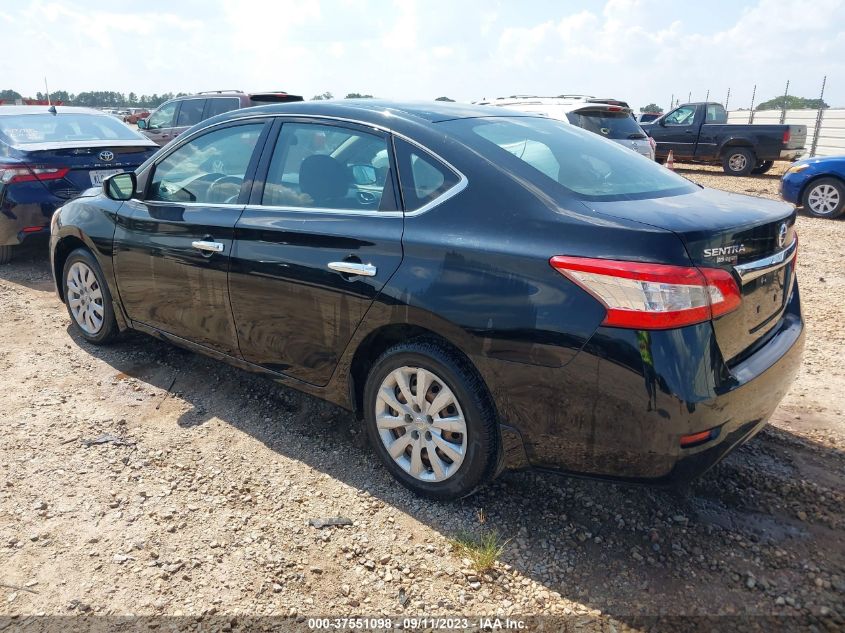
[484,284,804,484]
[0,200,59,246]
[780,149,805,161]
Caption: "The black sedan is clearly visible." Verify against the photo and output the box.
[49,101,804,499]
[0,106,158,264]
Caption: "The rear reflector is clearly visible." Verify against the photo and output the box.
[0,164,70,185]
[22,225,46,233]
[680,427,720,448]
[550,256,741,330]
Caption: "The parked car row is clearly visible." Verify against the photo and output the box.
[1,89,838,499]
[46,99,806,499]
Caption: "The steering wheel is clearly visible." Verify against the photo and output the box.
[207,175,244,204]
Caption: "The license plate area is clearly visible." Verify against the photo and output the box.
[89,169,124,186]
[743,262,790,334]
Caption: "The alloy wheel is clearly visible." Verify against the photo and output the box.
[728,153,748,172]
[807,183,840,215]
[374,366,467,482]
[66,261,105,334]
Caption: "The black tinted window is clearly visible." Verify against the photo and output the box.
[262,122,396,211]
[566,110,644,139]
[393,138,460,212]
[148,123,263,204]
[205,98,240,118]
[176,99,206,127]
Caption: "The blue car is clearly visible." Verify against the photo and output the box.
[0,106,158,264]
[781,155,845,218]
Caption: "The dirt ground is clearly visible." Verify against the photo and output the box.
[1,164,843,632]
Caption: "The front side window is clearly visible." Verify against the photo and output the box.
[146,102,178,130]
[175,99,206,127]
[663,106,696,126]
[147,123,263,204]
[393,137,461,211]
[262,122,396,211]
[442,116,696,201]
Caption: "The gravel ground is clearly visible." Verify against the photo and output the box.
[1,165,843,632]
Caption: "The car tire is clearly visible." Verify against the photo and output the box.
[62,248,120,345]
[751,160,774,175]
[722,148,755,176]
[803,177,845,219]
[363,339,500,500]
[0,245,12,265]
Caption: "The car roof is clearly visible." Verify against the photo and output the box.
[0,105,110,116]
[212,99,544,127]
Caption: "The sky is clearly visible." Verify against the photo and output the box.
[1,0,843,111]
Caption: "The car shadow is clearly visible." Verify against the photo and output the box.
[66,322,845,626]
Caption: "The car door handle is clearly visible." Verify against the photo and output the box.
[327,261,377,276]
[191,240,224,254]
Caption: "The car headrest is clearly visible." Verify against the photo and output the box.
[299,155,348,204]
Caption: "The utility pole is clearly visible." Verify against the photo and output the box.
[749,84,757,124]
[724,87,731,111]
[810,75,827,157]
[780,80,790,124]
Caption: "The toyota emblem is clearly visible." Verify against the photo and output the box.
[777,222,788,248]
[99,150,114,162]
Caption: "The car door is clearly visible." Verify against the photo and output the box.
[113,119,271,356]
[142,100,179,146]
[654,105,699,158]
[228,118,404,385]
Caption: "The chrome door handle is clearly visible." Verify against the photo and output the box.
[191,240,224,254]
[327,261,377,277]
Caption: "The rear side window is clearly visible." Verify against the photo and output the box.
[176,99,206,127]
[262,122,397,212]
[443,116,695,201]
[393,137,460,212]
[705,104,727,123]
[566,110,644,140]
[205,98,240,119]
[148,123,263,204]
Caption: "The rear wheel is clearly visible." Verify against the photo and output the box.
[363,340,499,500]
[722,148,755,176]
[803,177,845,219]
[0,245,12,265]
[751,160,774,175]
[62,248,119,344]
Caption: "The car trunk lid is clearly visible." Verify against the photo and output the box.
[585,187,798,364]
[20,144,157,199]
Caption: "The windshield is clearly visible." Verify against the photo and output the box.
[0,113,146,145]
[566,109,645,139]
[442,116,696,201]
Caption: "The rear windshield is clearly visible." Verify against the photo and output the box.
[0,113,144,145]
[566,110,645,139]
[442,116,695,201]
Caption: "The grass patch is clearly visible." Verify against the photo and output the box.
[450,531,509,573]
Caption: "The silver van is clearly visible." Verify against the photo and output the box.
[476,95,656,160]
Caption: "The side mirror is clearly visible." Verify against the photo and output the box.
[351,164,377,185]
[104,172,137,201]
[137,119,147,129]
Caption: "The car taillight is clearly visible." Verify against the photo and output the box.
[0,164,70,185]
[550,256,742,330]
[783,129,791,144]
[648,136,656,150]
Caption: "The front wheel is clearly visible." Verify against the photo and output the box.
[722,148,755,176]
[803,177,845,218]
[62,248,120,344]
[363,340,500,500]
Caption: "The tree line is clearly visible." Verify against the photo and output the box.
[0,89,188,108]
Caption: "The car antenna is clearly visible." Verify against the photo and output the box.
[45,77,57,115]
